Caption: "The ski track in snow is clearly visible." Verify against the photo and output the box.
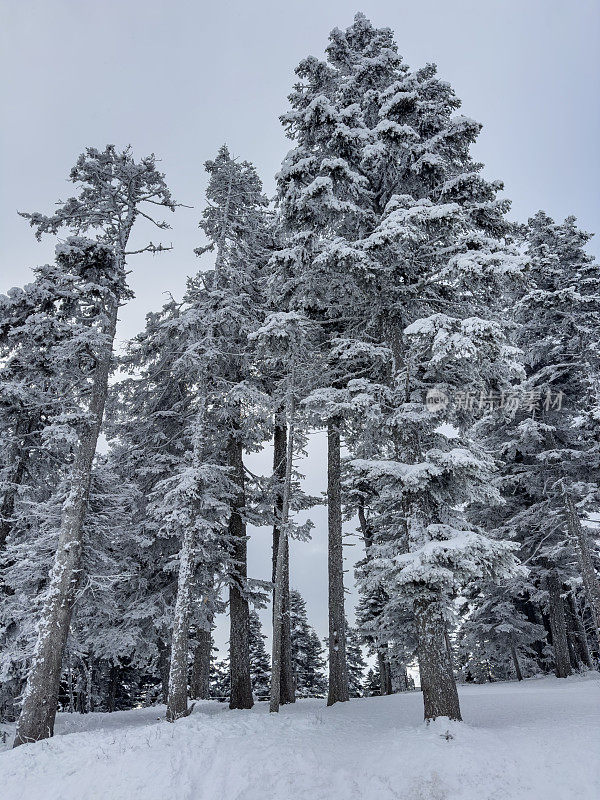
[1,674,598,800]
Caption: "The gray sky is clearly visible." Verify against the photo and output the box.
[1,0,599,662]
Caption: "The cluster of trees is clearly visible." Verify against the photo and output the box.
[1,14,599,745]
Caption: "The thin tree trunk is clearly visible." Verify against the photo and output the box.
[76,669,86,714]
[190,626,212,700]
[566,495,600,640]
[547,570,572,678]
[565,622,580,671]
[166,524,196,721]
[566,593,593,669]
[85,659,92,714]
[228,432,253,710]
[510,643,523,681]
[67,660,74,713]
[271,411,294,704]
[157,638,171,705]
[107,665,119,712]
[271,393,295,713]
[377,650,385,696]
[13,292,119,748]
[326,419,349,706]
[270,513,287,712]
[415,596,462,721]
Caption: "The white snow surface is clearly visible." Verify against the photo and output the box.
[1,674,598,800]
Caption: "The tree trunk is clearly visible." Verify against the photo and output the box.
[396,664,410,692]
[166,524,196,721]
[271,412,295,704]
[157,638,171,705]
[76,673,86,714]
[566,593,593,669]
[271,394,295,713]
[415,596,462,721]
[13,293,119,748]
[271,513,287,713]
[377,649,393,696]
[107,665,119,712]
[566,625,580,671]
[190,626,212,700]
[85,660,92,714]
[510,644,523,681]
[566,495,600,641]
[67,660,74,713]
[228,433,253,710]
[547,570,572,678]
[326,419,349,706]
[444,627,456,675]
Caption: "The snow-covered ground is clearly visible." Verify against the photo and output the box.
[1,674,598,800]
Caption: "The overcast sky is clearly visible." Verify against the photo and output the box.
[1,0,599,662]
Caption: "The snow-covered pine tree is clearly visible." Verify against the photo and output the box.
[0,262,95,719]
[158,388,232,721]
[57,456,146,709]
[249,611,271,700]
[288,13,525,721]
[210,657,230,702]
[344,623,366,698]
[0,271,74,558]
[2,440,145,715]
[274,17,393,703]
[108,298,196,703]
[523,213,600,643]
[192,146,272,710]
[13,145,177,746]
[477,212,600,676]
[324,619,367,697]
[362,666,381,697]
[457,582,547,681]
[289,590,327,697]
[250,311,317,711]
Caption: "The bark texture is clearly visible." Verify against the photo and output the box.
[415,597,462,721]
[566,495,600,640]
[566,594,593,669]
[271,397,295,713]
[166,526,196,721]
[510,644,523,681]
[271,414,295,704]
[13,294,118,747]
[270,517,287,713]
[190,627,212,700]
[228,434,253,710]
[326,420,349,706]
[547,570,572,678]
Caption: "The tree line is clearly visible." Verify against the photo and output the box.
[1,13,599,746]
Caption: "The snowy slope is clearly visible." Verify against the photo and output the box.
[1,674,598,800]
